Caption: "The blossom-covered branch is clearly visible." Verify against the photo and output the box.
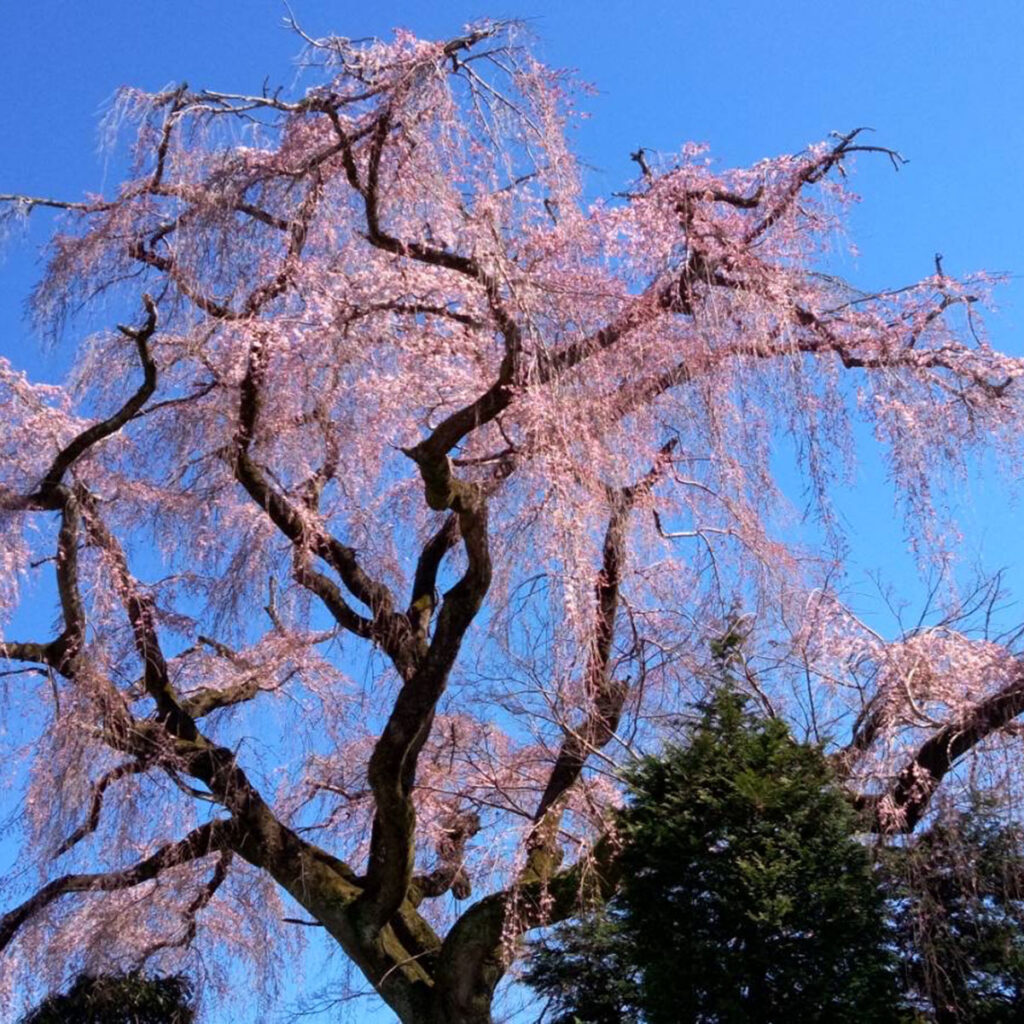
[2,19,1023,1024]
[0,821,234,955]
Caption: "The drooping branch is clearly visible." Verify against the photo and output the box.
[0,505,89,678]
[81,496,195,738]
[38,295,158,494]
[231,334,412,660]
[140,848,234,958]
[0,820,234,955]
[2,181,290,229]
[289,546,375,643]
[176,636,295,718]
[55,760,150,857]
[0,297,162,683]
[533,442,677,826]
[856,664,1024,832]
[597,286,1012,439]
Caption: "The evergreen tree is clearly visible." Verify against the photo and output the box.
[524,907,641,1024]
[618,688,899,1023]
[526,680,900,1023]
[883,798,1024,1023]
[20,971,195,1024]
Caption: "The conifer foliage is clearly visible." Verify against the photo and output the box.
[885,800,1024,1022]
[20,971,194,1024]
[527,687,899,1023]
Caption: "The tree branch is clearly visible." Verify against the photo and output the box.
[80,496,195,738]
[410,809,481,904]
[533,442,676,826]
[140,848,234,958]
[434,834,621,1021]
[407,514,461,640]
[55,760,150,857]
[0,820,234,954]
[743,128,905,244]
[231,336,414,663]
[38,296,158,493]
[856,665,1024,832]
[358,458,492,934]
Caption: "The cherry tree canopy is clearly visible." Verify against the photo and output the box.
[1,21,1023,1024]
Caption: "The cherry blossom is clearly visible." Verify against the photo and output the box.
[2,21,1023,1024]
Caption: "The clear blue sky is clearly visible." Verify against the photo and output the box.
[1,2,1023,1021]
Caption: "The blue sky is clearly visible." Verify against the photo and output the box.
[1,2,1023,1021]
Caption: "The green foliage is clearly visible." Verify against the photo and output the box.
[524,907,641,1024]
[527,693,1024,1024]
[883,798,1024,1023]
[527,682,900,1023]
[20,970,195,1024]
[618,686,900,1023]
